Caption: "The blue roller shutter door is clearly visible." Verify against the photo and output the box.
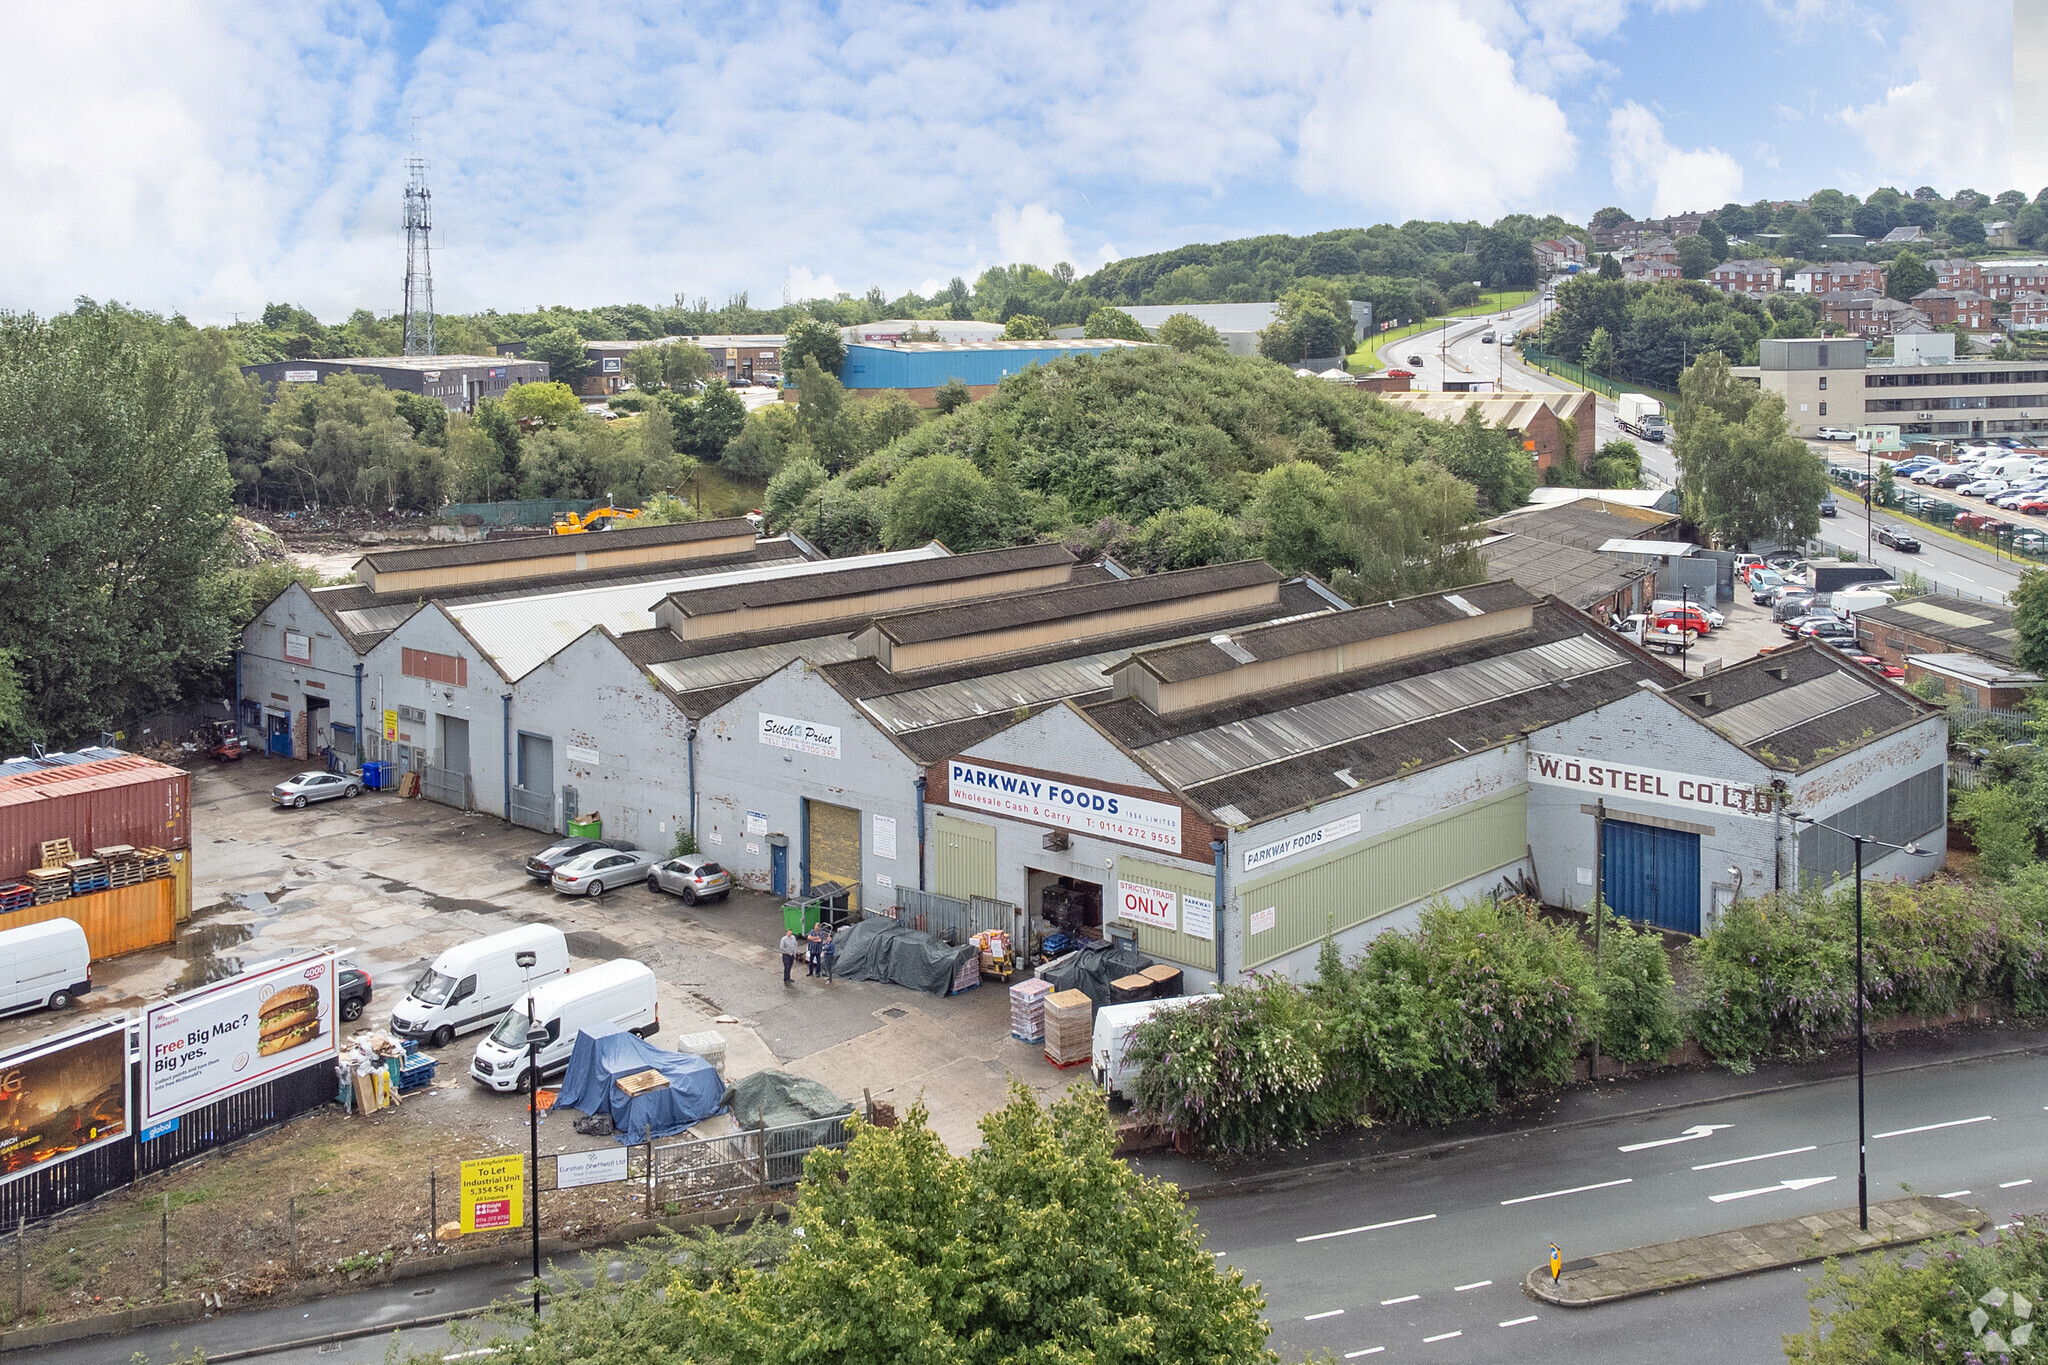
[1603,820,1701,936]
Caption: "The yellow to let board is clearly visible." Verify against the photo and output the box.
[460,1154,524,1232]
[383,709,398,741]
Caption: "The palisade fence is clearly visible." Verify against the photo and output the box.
[893,886,1019,947]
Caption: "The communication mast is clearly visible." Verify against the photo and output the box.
[401,154,435,356]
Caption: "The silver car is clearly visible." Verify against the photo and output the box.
[650,855,733,905]
[272,770,361,808]
[550,846,660,897]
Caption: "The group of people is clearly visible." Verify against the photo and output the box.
[780,921,837,983]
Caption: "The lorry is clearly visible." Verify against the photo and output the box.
[1617,393,1666,442]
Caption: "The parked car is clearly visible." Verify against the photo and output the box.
[1772,593,1818,623]
[1876,526,1922,552]
[1930,470,1973,489]
[1798,619,1858,644]
[551,846,663,897]
[1954,511,2001,531]
[1783,608,1844,638]
[2017,497,2048,516]
[337,959,373,1023]
[1819,494,1838,517]
[1851,654,1907,679]
[1652,599,1725,628]
[2015,531,2048,553]
[271,770,361,808]
[1958,478,2009,498]
[524,836,629,882]
[649,854,732,905]
[1654,606,1716,636]
[1816,426,1858,441]
[1748,571,1785,603]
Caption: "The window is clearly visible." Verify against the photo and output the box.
[1819,401,1828,415]
[1818,376,1828,391]
[401,648,468,687]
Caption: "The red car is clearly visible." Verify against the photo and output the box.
[1852,654,1907,679]
[1654,606,1714,636]
[2015,497,2048,516]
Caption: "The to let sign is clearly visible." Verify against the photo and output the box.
[461,1154,524,1232]
[1526,751,1782,819]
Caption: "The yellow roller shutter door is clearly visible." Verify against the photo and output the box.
[806,799,862,914]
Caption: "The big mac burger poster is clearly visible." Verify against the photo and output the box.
[142,952,337,1125]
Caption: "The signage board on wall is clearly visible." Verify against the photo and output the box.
[1526,751,1781,820]
[283,370,318,382]
[0,1021,130,1186]
[142,952,338,1125]
[947,760,1181,853]
[1241,814,1364,874]
[1181,893,1215,941]
[383,709,398,741]
[1116,878,1178,932]
[759,712,841,759]
[283,630,312,664]
[745,811,768,837]
[872,815,897,860]
[565,744,600,765]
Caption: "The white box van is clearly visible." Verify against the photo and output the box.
[390,924,569,1048]
[1979,456,2036,480]
[1091,995,1213,1100]
[0,919,91,1015]
[468,959,658,1093]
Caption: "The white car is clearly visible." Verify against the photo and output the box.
[1958,478,2009,498]
[1815,427,1857,441]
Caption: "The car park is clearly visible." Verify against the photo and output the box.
[469,959,660,1094]
[649,854,732,905]
[271,771,361,807]
[1876,526,1921,551]
[550,846,663,897]
[523,836,629,882]
[1816,427,1858,441]
[1782,608,1842,637]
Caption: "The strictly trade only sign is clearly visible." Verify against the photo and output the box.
[1526,751,1782,819]
[947,760,1182,852]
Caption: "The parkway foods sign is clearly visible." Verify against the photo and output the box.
[759,712,842,759]
[948,760,1182,853]
[1526,751,1783,820]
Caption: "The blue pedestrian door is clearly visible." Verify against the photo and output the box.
[1602,819,1701,935]
[770,843,788,898]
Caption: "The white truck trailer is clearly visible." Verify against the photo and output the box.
[1617,393,1667,442]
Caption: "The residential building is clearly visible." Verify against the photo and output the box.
[1378,390,1597,476]
[832,339,1152,406]
[2012,291,2048,331]
[1794,262,1887,294]
[1930,258,1984,291]
[1621,260,1682,282]
[1055,302,1373,359]
[1707,260,1782,296]
[240,355,550,412]
[1882,225,1930,245]
[1987,222,2020,248]
[1633,236,1680,265]
[1854,597,2019,678]
[1912,288,1997,329]
[1815,291,1930,339]
[1738,333,2048,440]
[1979,260,2048,301]
[1535,238,1588,272]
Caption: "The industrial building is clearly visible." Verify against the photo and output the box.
[834,339,1152,406]
[241,356,550,411]
[1739,334,2048,441]
[1478,499,1673,619]
[1378,390,1598,475]
[1055,302,1374,360]
[237,528,1946,987]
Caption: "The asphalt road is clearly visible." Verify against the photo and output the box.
[1213,1046,2048,1362]
[1813,455,2024,603]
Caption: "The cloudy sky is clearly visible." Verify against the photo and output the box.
[0,0,2015,324]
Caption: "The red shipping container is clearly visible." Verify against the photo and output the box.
[0,758,190,879]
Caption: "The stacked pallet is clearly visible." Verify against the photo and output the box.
[37,839,75,868]
[25,868,70,904]
[65,858,110,894]
[132,846,172,880]
[0,883,31,913]
[1044,989,1093,1067]
[949,954,982,995]
[94,845,140,887]
[1009,977,1050,1043]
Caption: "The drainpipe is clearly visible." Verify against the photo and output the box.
[501,693,514,822]
[1211,838,1227,984]
[915,775,927,891]
[234,650,244,735]
[798,799,810,897]
[686,724,698,838]
[353,663,364,767]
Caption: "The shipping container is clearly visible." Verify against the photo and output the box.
[0,756,190,879]
[0,878,176,959]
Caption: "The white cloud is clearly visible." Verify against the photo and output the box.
[1839,4,2012,191]
[991,204,1074,272]
[1607,100,1744,216]
[784,267,841,304]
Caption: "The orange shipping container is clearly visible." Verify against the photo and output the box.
[0,878,177,960]
[0,757,189,881]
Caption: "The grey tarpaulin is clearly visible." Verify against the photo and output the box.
[725,1069,854,1181]
[831,917,976,995]
[1040,940,1153,1006]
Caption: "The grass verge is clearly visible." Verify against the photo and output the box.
[1349,290,1536,372]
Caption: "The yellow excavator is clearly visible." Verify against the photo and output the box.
[551,506,643,535]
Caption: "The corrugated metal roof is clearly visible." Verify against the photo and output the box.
[334,603,420,637]
[649,634,866,694]
[447,545,948,680]
[1136,634,1628,790]
[1701,670,1875,747]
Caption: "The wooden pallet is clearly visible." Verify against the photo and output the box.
[37,839,75,868]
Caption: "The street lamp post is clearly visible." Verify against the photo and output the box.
[515,952,546,1319]
[1788,815,1934,1230]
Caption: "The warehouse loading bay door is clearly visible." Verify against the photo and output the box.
[805,799,861,914]
[1603,819,1701,936]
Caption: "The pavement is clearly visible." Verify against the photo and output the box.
[1524,1195,1984,1307]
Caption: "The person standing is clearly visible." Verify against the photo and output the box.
[805,924,823,977]
[820,923,837,982]
[779,929,799,984]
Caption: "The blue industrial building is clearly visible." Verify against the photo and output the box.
[837,339,1150,405]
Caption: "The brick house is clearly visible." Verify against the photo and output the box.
[1929,258,1984,291]
[2012,290,2048,331]
[1980,261,2048,301]
[1379,391,1598,478]
[1707,260,1782,296]
[1854,597,2019,678]
[1622,259,1682,282]
[1816,290,1930,338]
[1796,262,1887,294]
[1634,236,1680,265]
[1912,288,1996,329]
[1535,238,1588,272]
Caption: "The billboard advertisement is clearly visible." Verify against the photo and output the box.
[0,1021,130,1185]
[142,952,338,1126]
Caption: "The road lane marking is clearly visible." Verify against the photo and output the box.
[1382,1294,1421,1305]
[1298,1213,1438,1243]
[1619,1123,1731,1152]
[1344,1350,1385,1358]
[2003,1179,2034,1188]
[1500,1315,1539,1327]
[1305,1309,1345,1321]
[1710,1176,1836,1203]
[1424,1330,1463,1343]
[1694,1145,1818,1171]
[1941,1190,1972,1198]
[1501,1178,1632,1205]
[1455,1280,1492,1292]
[1872,1116,1994,1140]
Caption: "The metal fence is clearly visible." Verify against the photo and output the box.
[893,887,1018,947]
[439,499,600,527]
[509,784,554,832]
[420,766,472,810]
[1519,348,1680,405]
[647,1115,854,1202]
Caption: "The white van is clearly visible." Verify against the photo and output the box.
[1831,588,1894,616]
[1980,455,2036,480]
[390,924,570,1048]
[0,919,91,1015]
[1092,995,1213,1100]
[468,959,659,1093]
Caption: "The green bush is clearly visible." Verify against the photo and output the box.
[1786,1220,2048,1363]
[1124,978,1333,1154]
[1591,909,1684,1063]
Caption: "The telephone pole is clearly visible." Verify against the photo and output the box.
[402,150,436,357]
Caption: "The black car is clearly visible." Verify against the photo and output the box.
[1876,526,1922,552]
[524,836,632,882]
[338,958,372,1023]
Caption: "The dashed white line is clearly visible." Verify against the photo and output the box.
[1305,1309,1345,1321]
[1382,1294,1421,1305]
[1941,1190,1972,1198]
[1298,1213,1438,1243]
[1693,1145,1818,1171]
[1501,1178,1632,1205]
[1344,1350,1385,1359]
[1872,1116,1994,1140]
[1424,1330,1464,1343]
[1455,1280,1492,1292]
[1500,1315,1539,1327]
[2003,1179,2034,1189]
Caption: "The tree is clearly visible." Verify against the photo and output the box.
[1434,405,1537,512]
[781,315,846,378]
[932,377,973,414]
[1672,351,1829,547]
[1852,199,1896,240]
[1157,312,1225,352]
[1785,210,1827,258]
[502,380,582,427]
[1002,314,1051,340]
[1587,438,1643,489]
[669,382,747,459]
[1582,326,1617,374]
[627,341,713,392]
[1259,287,1350,364]
[1597,253,1622,280]
[1785,1221,2048,1365]
[793,358,860,470]
[0,309,241,747]
[263,373,445,510]
[1474,227,1537,289]
[1129,505,1250,570]
[761,456,827,532]
[524,326,592,387]
[2010,566,2048,674]
[1082,306,1149,341]
[1944,212,1987,245]
[883,453,999,549]
[1676,234,1718,280]
[1326,454,1485,601]
[1590,206,1634,232]
[1807,188,1851,231]
[721,402,799,481]
[1696,218,1729,261]
[1886,250,1936,302]
[1250,461,1339,575]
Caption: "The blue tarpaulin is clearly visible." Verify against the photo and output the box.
[554,1024,727,1145]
